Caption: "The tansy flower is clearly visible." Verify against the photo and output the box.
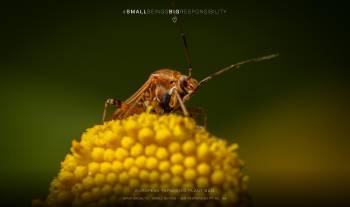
[33,113,249,207]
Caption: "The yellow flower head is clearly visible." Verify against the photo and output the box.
[33,113,248,207]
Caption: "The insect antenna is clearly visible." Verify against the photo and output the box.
[171,1,192,78]
[182,53,279,103]
[198,53,279,88]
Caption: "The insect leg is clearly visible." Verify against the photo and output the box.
[174,90,189,117]
[103,98,122,122]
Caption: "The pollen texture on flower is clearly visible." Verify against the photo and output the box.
[33,113,249,207]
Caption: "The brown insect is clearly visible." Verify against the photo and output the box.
[102,15,278,122]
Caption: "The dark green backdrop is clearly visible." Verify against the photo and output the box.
[1,0,349,206]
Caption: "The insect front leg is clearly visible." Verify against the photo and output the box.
[155,85,188,116]
[103,98,123,122]
[167,87,189,117]
[173,89,189,117]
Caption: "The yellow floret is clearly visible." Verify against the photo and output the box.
[94,173,106,186]
[91,147,104,162]
[145,157,158,170]
[103,149,115,161]
[155,128,172,145]
[74,166,87,180]
[168,142,181,153]
[171,176,183,187]
[121,136,135,149]
[172,125,187,141]
[118,172,128,184]
[158,160,171,172]
[197,163,211,176]
[104,130,120,147]
[111,160,123,173]
[100,162,111,174]
[61,155,77,171]
[81,191,92,203]
[134,155,146,168]
[82,176,94,189]
[138,127,154,144]
[34,112,248,207]
[184,156,197,168]
[124,119,138,132]
[196,176,210,188]
[170,152,184,164]
[145,144,157,156]
[128,166,139,178]
[106,172,117,184]
[129,178,140,189]
[171,164,184,176]
[211,170,225,185]
[184,168,197,181]
[130,143,143,157]
[149,171,159,182]
[101,184,112,196]
[114,148,128,160]
[123,157,135,169]
[59,171,74,185]
[160,172,171,182]
[155,147,169,160]
[197,143,211,161]
[182,140,196,155]
[139,170,149,182]
[88,162,100,175]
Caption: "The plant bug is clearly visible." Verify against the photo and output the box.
[102,11,278,122]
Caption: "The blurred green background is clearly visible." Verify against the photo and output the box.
[0,0,349,206]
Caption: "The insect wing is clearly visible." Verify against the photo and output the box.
[124,75,155,105]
